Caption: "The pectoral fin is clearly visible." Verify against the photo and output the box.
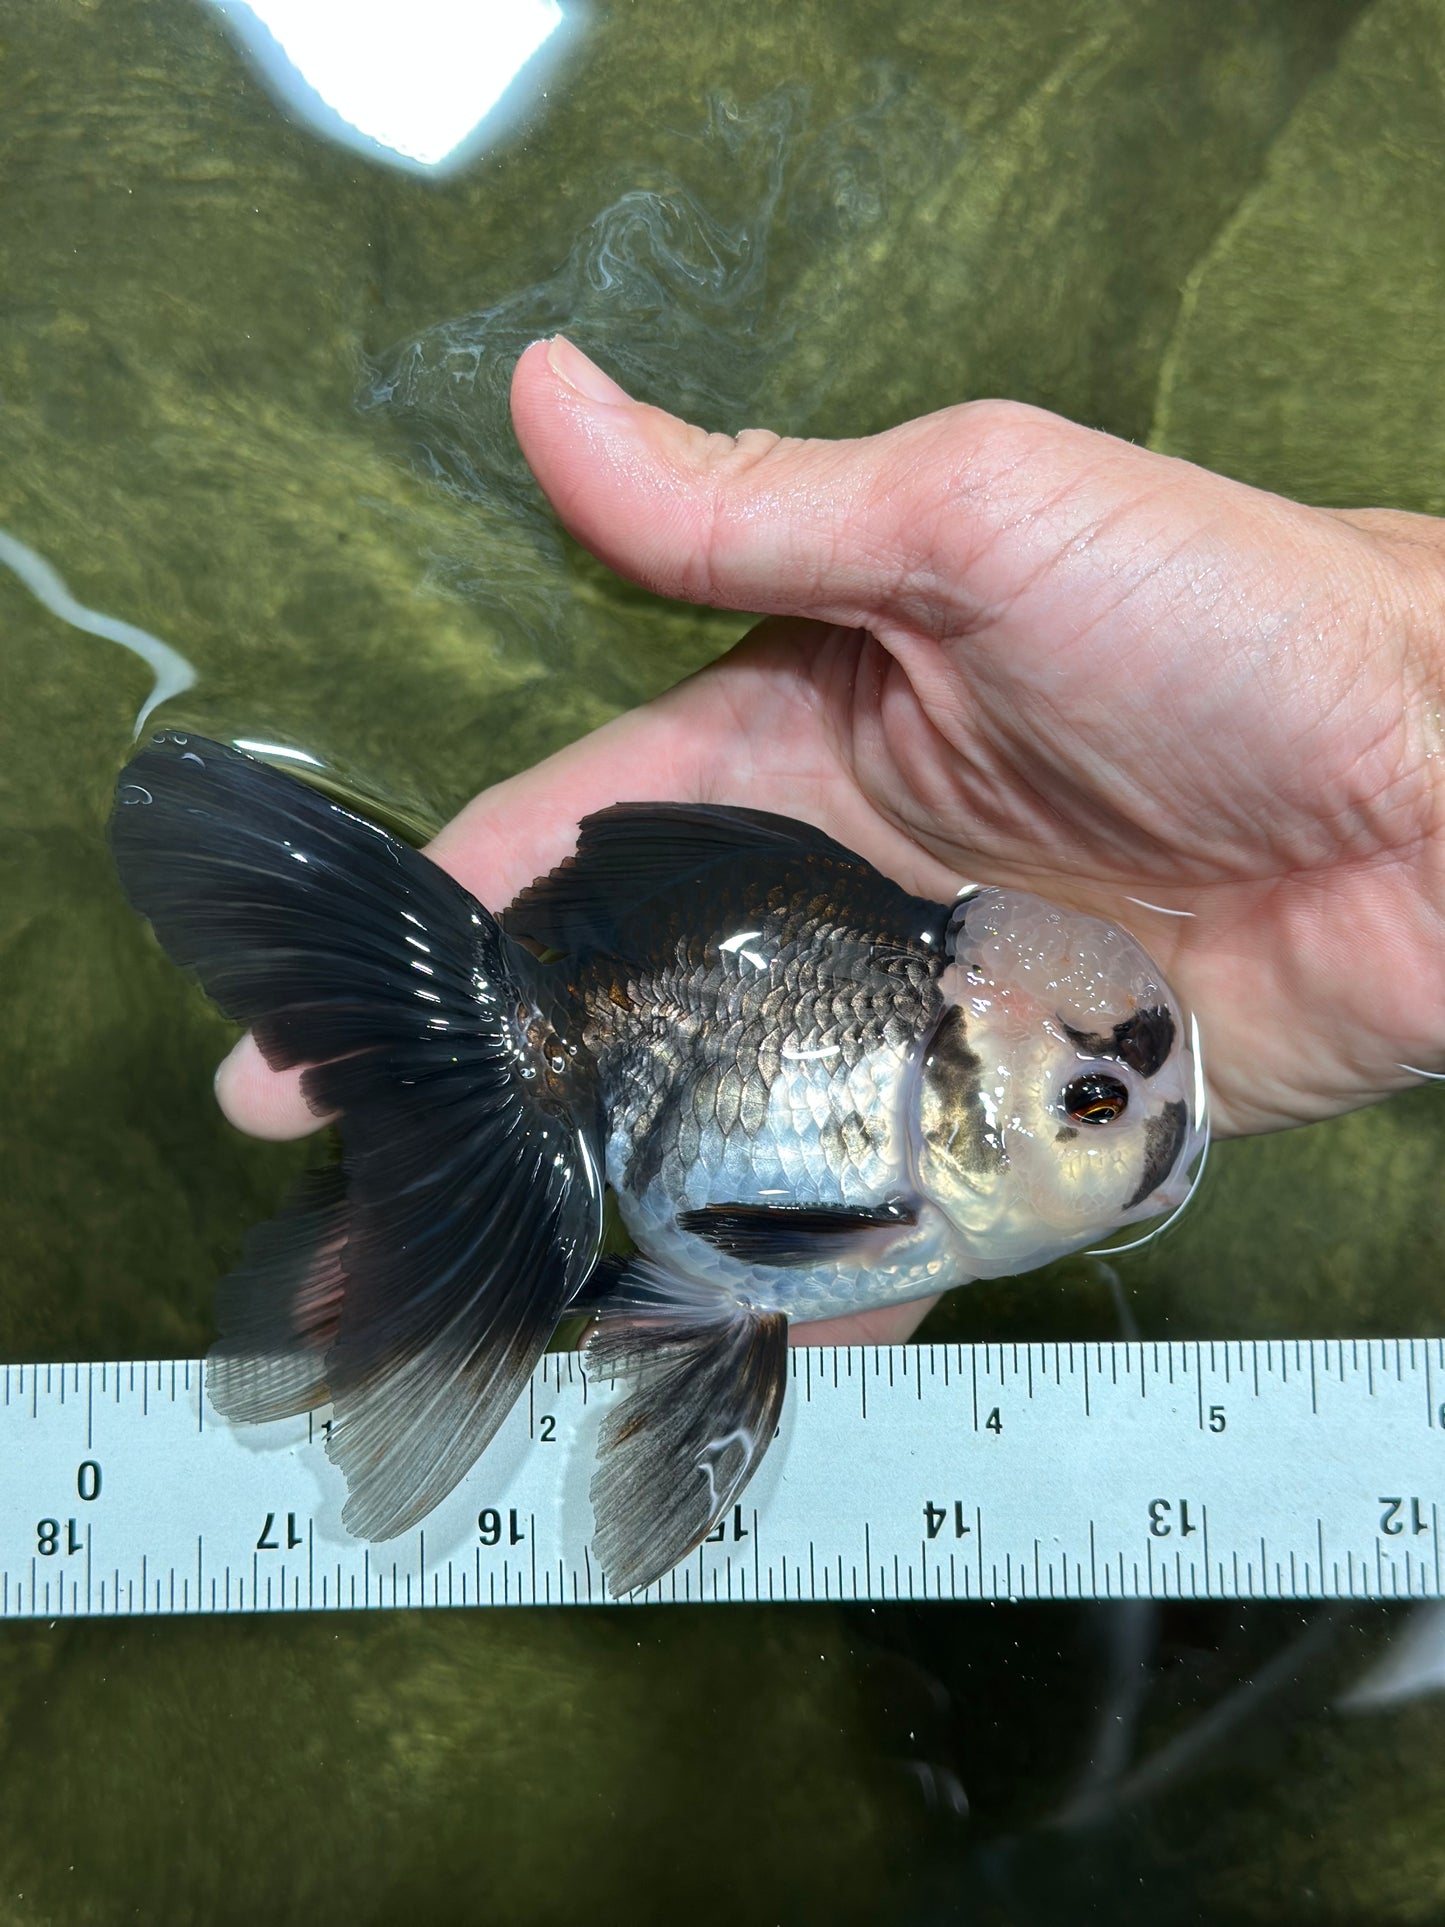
[677,1198,917,1265]
[587,1266,788,1596]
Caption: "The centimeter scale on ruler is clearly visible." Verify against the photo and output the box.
[1,1338,1442,1619]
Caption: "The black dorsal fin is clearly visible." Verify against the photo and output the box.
[501,802,948,965]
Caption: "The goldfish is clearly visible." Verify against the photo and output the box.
[110,733,1205,1593]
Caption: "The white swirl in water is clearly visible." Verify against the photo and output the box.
[0,528,196,734]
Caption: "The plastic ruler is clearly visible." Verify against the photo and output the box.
[2,1339,1442,1618]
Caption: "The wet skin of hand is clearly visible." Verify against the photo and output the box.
[218,334,1445,1343]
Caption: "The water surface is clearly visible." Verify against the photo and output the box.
[2,1,1443,1920]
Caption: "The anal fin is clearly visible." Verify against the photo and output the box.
[587,1265,788,1596]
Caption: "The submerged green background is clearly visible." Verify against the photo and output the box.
[2,0,1444,1920]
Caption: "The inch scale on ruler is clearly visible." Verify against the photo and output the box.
[2,1338,1442,1619]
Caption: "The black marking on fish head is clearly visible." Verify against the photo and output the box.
[1062,1005,1176,1079]
[917,1004,1005,1188]
[1124,1099,1189,1209]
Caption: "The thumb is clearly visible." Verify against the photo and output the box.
[511,335,1012,632]
[511,338,1237,646]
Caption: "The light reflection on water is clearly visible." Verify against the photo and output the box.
[209,0,570,172]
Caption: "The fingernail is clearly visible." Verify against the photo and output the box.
[546,335,635,407]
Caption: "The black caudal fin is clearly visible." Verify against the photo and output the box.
[207,1164,349,1421]
[111,733,604,1539]
[586,1263,788,1595]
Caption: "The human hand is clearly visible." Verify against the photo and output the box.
[218,334,1445,1335]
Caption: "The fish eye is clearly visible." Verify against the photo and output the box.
[1061,1072,1130,1125]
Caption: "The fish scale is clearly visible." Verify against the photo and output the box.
[589,931,939,1189]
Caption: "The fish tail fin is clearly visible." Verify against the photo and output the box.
[111,732,604,1539]
[585,1261,789,1596]
[206,1164,348,1422]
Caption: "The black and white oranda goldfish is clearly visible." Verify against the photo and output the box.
[110,733,1206,1593]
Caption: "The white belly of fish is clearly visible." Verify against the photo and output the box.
[606,1033,968,1324]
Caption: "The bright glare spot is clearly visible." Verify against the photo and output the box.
[1122,895,1196,919]
[234,738,323,767]
[210,0,565,169]
[718,929,769,970]
[1341,1604,1445,1711]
